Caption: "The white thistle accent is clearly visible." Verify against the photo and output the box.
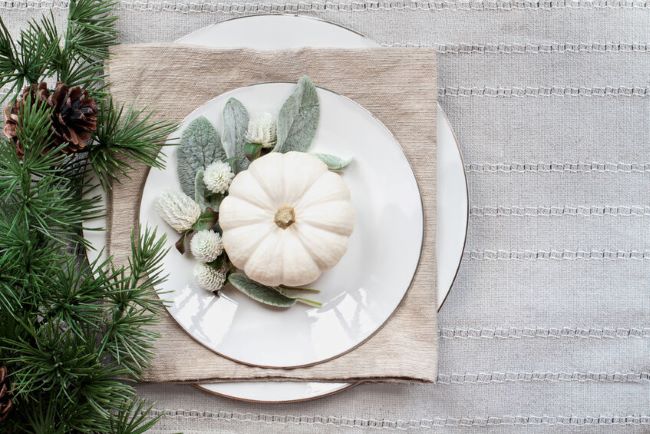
[246,112,277,148]
[190,230,223,263]
[194,263,227,292]
[203,161,234,194]
[156,190,201,232]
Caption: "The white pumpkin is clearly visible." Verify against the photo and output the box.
[219,151,355,287]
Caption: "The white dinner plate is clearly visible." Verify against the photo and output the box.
[84,14,468,403]
[142,83,424,368]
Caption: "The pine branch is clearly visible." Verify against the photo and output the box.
[109,399,162,434]
[12,92,56,157]
[98,227,168,378]
[0,0,117,101]
[0,219,24,316]
[1,323,131,402]
[16,18,59,86]
[90,98,177,190]
[66,0,118,63]
[0,16,59,97]
[0,19,19,101]
[0,225,168,431]
[0,2,173,431]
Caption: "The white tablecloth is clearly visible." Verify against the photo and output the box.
[4,1,649,432]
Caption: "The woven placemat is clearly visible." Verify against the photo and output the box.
[106,46,437,382]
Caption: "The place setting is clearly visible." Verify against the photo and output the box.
[3,3,469,424]
[81,14,468,403]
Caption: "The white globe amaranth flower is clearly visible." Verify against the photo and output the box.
[246,112,277,148]
[156,190,201,232]
[194,263,227,292]
[203,161,234,194]
[190,229,224,263]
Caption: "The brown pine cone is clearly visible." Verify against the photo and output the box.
[48,83,98,153]
[3,82,51,157]
[0,365,12,423]
[2,82,98,156]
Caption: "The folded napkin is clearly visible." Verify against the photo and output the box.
[106,46,437,383]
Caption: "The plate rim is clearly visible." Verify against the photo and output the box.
[436,106,469,311]
[175,13,372,47]
[194,382,359,404]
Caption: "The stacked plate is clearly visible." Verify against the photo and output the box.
[85,15,467,403]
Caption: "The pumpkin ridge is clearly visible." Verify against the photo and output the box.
[296,201,355,236]
[237,224,277,273]
[294,193,348,211]
[280,228,321,286]
[228,170,276,210]
[223,195,274,223]
[248,153,285,206]
[242,228,286,286]
[281,152,327,203]
[294,222,348,269]
[291,225,322,268]
[223,222,275,268]
[294,172,350,211]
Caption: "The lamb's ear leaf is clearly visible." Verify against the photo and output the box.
[177,117,225,197]
[228,273,296,308]
[194,169,207,209]
[192,208,219,232]
[274,287,322,307]
[222,98,249,172]
[313,153,352,171]
[275,76,320,153]
[244,142,263,161]
[195,170,225,211]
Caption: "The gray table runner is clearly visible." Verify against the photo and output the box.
[3,1,649,433]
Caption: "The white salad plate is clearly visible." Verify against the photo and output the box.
[84,15,468,403]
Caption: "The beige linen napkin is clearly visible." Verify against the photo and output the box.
[106,46,437,383]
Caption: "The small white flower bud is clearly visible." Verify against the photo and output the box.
[246,112,277,148]
[203,161,234,194]
[194,263,227,292]
[156,190,201,232]
[190,230,223,263]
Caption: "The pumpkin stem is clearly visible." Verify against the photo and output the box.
[274,206,296,229]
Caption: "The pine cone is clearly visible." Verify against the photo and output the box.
[0,365,13,423]
[2,82,98,156]
[3,82,51,157]
[48,83,98,153]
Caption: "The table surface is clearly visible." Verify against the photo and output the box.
[4,1,649,433]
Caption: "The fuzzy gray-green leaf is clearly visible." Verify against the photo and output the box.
[275,76,320,153]
[177,117,225,197]
[228,273,296,308]
[274,287,322,307]
[194,170,224,210]
[192,209,219,232]
[222,98,249,172]
[313,153,352,171]
[194,169,207,208]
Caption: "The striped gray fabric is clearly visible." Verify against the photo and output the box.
[3,1,649,432]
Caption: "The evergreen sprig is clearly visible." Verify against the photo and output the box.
[0,1,174,432]
[91,98,176,190]
[0,110,169,428]
[0,0,118,102]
